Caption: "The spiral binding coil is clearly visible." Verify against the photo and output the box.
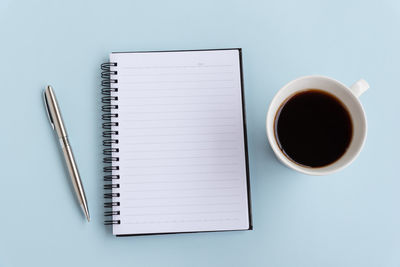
[101,62,121,226]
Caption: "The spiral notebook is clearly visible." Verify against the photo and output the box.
[101,49,252,236]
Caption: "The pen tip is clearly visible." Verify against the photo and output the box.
[81,203,90,223]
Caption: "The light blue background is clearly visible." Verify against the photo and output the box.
[1,0,399,266]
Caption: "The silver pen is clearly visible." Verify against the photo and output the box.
[43,85,90,222]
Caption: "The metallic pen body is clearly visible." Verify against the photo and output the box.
[44,85,90,222]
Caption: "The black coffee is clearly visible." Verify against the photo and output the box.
[275,89,353,167]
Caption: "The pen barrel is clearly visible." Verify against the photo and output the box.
[60,137,87,206]
[44,86,68,138]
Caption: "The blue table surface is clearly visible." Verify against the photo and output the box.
[1,0,399,266]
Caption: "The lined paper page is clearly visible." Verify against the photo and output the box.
[109,50,250,235]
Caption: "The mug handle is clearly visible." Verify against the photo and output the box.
[349,79,369,97]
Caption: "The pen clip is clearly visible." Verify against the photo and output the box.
[43,88,55,130]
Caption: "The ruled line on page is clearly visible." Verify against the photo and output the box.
[124,147,239,153]
[122,186,240,192]
[121,116,236,122]
[120,202,240,208]
[123,124,236,129]
[123,218,239,225]
[122,162,239,168]
[117,72,235,77]
[113,86,235,91]
[123,140,238,145]
[120,64,233,70]
[122,94,235,99]
[125,135,238,142]
[118,101,234,107]
[119,109,236,114]
[123,155,238,160]
[119,79,234,85]
[123,194,241,201]
[122,210,240,216]
[122,178,240,184]
[118,170,238,176]
[121,125,237,130]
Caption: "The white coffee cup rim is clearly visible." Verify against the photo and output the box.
[266,75,368,176]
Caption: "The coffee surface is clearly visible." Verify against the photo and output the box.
[275,89,353,167]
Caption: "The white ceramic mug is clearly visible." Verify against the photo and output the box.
[266,75,369,175]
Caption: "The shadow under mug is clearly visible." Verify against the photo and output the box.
[266,75,369,175]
